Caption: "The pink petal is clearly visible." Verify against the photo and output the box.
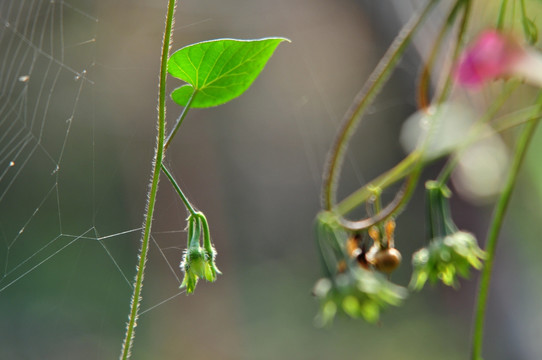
[455,30,524,87]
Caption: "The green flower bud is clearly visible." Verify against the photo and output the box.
[410,231,486,290]
[179,213,221,293]
[188,247,207,278]
[180,267,198,294]
[412,181,486,290]
[180,247,206,293]
[203,246,221,282]
[313,268,407,326]
[180,245,221,293]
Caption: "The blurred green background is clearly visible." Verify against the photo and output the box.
[1,0,542,359]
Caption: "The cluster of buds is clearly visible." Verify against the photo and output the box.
[407,28,538,290]
[312,211,406,325]
[180,213,221,293]
[313,267,407,326]
[410,231,485,290]
[312,26,540,325]
[410,182,486,290]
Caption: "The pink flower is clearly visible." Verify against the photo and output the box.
[455,30,542,88]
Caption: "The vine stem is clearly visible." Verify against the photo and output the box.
[321,0,439,211]
[333,0,468,219]
[119,0,176,359]
[334,151,420,216]
[161,164,197,216]
[164,90,196,151]
[434,0,471,105]
[417,0,463,110]
[496,0,509,30]
[334,81,522,220]
[471,102,542,359]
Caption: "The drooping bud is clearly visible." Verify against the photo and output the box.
[409,182,486,290]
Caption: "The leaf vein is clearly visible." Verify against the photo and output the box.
[203,41,277,89]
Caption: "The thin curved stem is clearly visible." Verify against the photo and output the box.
[197,212,214,255]
[493,111,542,133]
[337,159,423,232]
[497,0,509,30]
[164,90,196,151]
[434,0,471,105]
[418,0,466,110]
[162,164,197,216]
[332,0,463,219]
[338,177,410,231]
[334,82,518,229]
[334,150,421,216]
[471,99,542,360]
[119,0,176,359]
[321,0,439,211]
[335,80,516,222]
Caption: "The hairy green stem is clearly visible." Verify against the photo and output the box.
[471,104,542,360]
[321,0,439,211]
[119,0,176,358]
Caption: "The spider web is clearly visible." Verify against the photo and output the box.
[0,1,188,357]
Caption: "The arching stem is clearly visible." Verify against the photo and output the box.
[321,0,439,211]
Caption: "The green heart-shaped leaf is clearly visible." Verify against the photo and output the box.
[168,37,289,108]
